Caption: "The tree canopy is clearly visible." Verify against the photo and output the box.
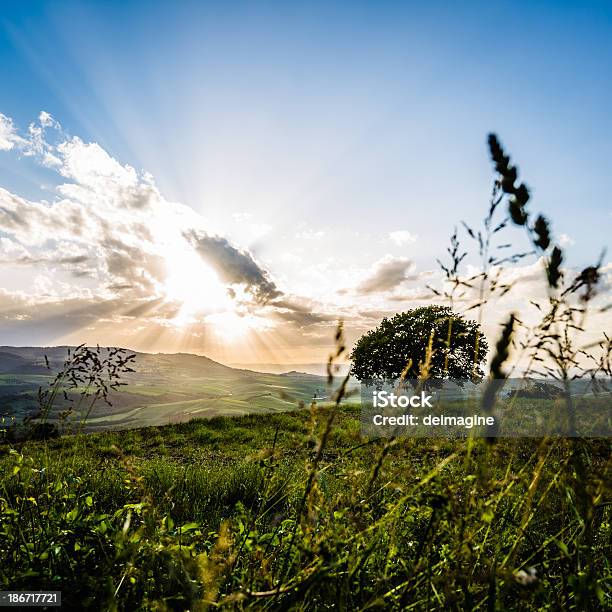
[350,305,488,382]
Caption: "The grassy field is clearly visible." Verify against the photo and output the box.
[1,400,610,610]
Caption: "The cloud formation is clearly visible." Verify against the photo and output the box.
[356,255,416,294]
[0,114,22,151]
[0,112,291,305]
[388,230,417,246]
[185,230,281,302]
[0,110,349,357]
[0,111,609,369]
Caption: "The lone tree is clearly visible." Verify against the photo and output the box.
[350,305,488,382]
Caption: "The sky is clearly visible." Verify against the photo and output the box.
[0,1,610,369]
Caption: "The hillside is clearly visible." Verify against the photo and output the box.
[0,346,335,433]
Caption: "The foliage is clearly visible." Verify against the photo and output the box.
[349,305,488,382]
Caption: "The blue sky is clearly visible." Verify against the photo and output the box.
[2,1,611,249]
[0,1,610,363]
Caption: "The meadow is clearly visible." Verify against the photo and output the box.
[1,391,610,610]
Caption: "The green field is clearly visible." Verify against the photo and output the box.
[1,400,610,610]
[1,347,610,609]
[0,347,340,432]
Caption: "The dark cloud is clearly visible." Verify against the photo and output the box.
[356,257,416,294]
[271,298,337,327]
[0,291,182,344]
[98,234,166,295]
[0,254,89,266]
[0,293,125,342]
[0,202,29,230]
[0,188,85,239]
[356,308,397,321]
[185,230,281,302]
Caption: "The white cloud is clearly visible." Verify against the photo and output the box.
[356,255,416,294]
[559,233,575,247]
[38,111,57,129]
[0,113,24,151]
[57,138,139,188]
[0,111,344,344]
[1,110,64,165]
[0,237,28,258]
[0,114,256,300]
[388,230,417,246]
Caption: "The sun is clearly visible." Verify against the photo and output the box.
[161,237,271,341]
[163,240,231,319]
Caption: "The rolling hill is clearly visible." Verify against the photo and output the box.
[0,346,337,433]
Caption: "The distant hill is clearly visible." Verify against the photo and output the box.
[231,362,351,376]
[0,346,237,376]
[0,346,347,434]
[279,370,323,378]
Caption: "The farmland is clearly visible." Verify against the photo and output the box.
[0,347,337,433]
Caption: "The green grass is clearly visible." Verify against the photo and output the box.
[1,403,610,610]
